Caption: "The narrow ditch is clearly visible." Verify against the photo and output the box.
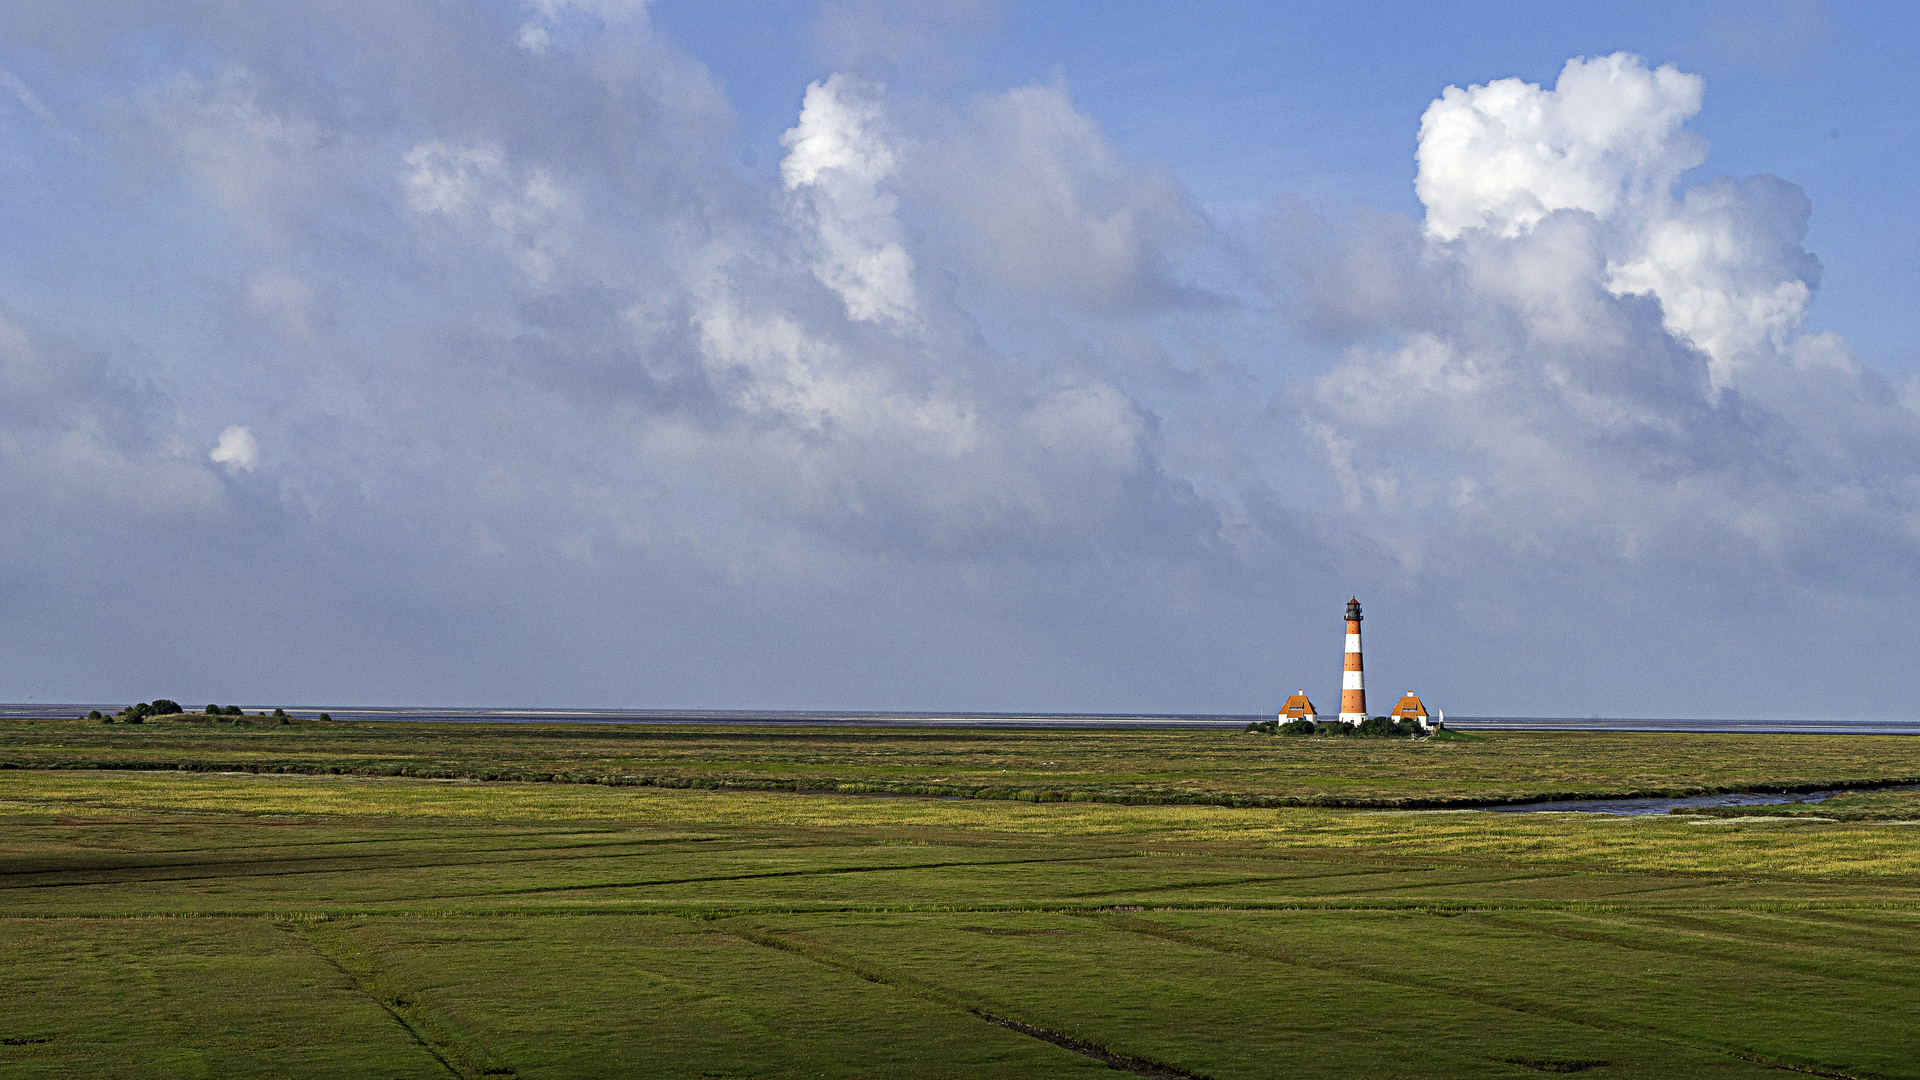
[282,919,518,1080]
[717,921,1209,1079]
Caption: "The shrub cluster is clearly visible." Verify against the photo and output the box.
[1244,716,1427,738]
[1359,715,1426,738]
[93,701,303,725]
[99,700,185,723]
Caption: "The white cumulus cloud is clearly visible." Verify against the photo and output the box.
[1307,52,1920,587]
[1416,53,1705,241]
[210,425,259,472]
[781,75,918,326]
[1606,173,1824,388]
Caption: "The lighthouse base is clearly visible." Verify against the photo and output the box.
[1339,712,1366,724]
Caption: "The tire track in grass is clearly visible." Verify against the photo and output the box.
[1756,909,1920,955]
[715,919,1210,1079]
[284,918,518,1080]
[1101,914,1859,1079]
[1687,910,1920,952]
[1465,911,1920,992]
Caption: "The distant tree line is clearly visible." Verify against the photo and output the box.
[90,700,184,723]
[90,702,322,725]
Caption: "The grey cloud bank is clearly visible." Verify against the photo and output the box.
[0,3,1913,719]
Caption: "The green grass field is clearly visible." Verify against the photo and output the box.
[6,722,1920,1078]
[9,715,1920,805]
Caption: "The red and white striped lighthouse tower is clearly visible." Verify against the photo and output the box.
[1340,597,1367,724]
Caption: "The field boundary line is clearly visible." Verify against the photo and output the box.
[1102,914,1861,1079]
[1054,863,1481,899]
[715,919,1212,1080]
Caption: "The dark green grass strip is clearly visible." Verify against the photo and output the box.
[403,852,1146,900]
[1300,869,1592,896]
[287,918,518,1080]
[0,835,725,876]
[55,829,712,857]
[0,841,755,890]
[1548,880,1727,901]
[4,833,728,869]
[1,824,641,847]
[1059,865,1452,899]
[1101,914,1858,1079]
[716,919,1210,1079]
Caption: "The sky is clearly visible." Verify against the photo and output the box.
[0,1,1916,718]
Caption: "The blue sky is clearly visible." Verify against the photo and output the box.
[0,1,1915,718]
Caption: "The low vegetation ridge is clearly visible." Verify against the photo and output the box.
[7,755,1919,811]
[5,713,1920,810]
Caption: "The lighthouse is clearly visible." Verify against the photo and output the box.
[1340,597,1367,724]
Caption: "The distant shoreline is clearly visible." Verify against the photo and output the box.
[0,704,1914,735]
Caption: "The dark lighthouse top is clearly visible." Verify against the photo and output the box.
[1346,597,1363,623]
